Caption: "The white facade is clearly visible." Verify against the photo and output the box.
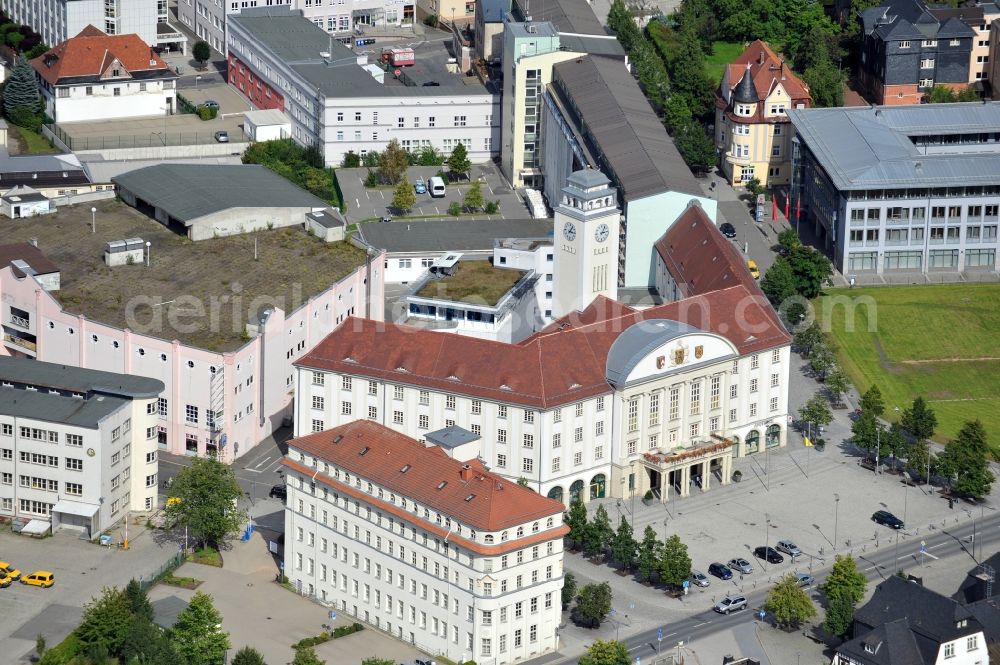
[493,239,555,320]
[0,257,383,463]
[0,361,163,536]
[282,427,564,664]
[39,76,176,124]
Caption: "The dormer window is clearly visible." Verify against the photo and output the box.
[735,104,753,117]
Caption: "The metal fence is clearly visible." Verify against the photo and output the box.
[45,124,238,151]
[138,551,185,592]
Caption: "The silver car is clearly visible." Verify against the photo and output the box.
[796,573,815,588]
[690,570,710,588]
[777,540,802,557]
[714,595,747,614]
[728,557,753,575]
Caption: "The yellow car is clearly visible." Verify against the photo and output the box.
[20,571,55,588]
[747,259,760,280]
[0,561,21,581]
[0,572,12,588]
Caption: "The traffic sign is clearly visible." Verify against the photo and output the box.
[682,580,690,588]
[657,627,663,641]
[329,610,336,620]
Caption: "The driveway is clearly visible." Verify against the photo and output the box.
[147,532,426,665]
[339,163,528,223]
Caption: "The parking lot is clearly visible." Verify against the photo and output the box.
[52,108,247,151]
[178,83,254,117]
[338,163,529,223]
[0,522,179,665]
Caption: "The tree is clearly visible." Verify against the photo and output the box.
[446,143,471,180]
[35,634,46,660]
[883,422,909,471]
[787,245,832,298]
[378,139,409,185]
[636,525,662,582]
[463,180,485,212]
[859,385,885,418]
[125,579,154,624]
[745,177,764,200]
[291,647,325,665]
[901,397,937,441]
[778,228,802,253]
[584,504,614,558]
[793,321,823,355]
[165,457,246,549]
[192,41,211,68]
[663,26,715,117]
[341,151,361,168]
[760,257,798,308]
[572,582,613,628]
[565,500,589,547]
[663,95,693,135]
[674,120,717,173]
[803,58,845,108]
[906,439,932,483]
[579,639,631,665]
[391,178,416,213]
[609,517,637,571]
[658,534,692,588]
[121,616,181,665]
[823,587,856,638]
[171,592,230,665]
[233,647,269,665]
[821,555,867,606]
[936,420,995,499]
[799,395,833,436]
[3,56,41,120]
[851,410,882,453]
[764,574,817,628]
[825,369,850,406]
[809,344,836,381]
[562,572,578,609]
[76,587,134,657]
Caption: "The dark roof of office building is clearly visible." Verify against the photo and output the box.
[854,576,981,648]
[0,356,164,399]
[556,34,625,58]
[112,164,327,223]
[836,619,926,665]
[0,386,128,429]
[480,0,511,23]
[786,102,1000,190]
[0,243,60,277]
[512,0,605,35]
[0,152,89,188]
[356,219,553,253]
[1,190,48,204]
[229,8,356,64]
[862,0,975,40]
[552,55,701,200]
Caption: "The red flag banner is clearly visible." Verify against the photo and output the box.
[772,197,778,221]
[784,193,790,219]
[796,197,801,221]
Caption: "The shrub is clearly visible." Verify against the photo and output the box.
[8,106,43,132]
[196,105,218,121]
[424,14,439,27]
[332,623,364,639]
[484,200,499,214]
[341,151,361,168]
[364,170,380,187]
[447,201,462,216]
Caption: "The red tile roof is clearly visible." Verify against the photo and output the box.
[287,420,565,533]
[720,40,811,118]
[31,26,173,86]
[654,202,758,298]
[296,283,790,409]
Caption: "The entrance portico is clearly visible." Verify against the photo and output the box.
[635,436,735,500]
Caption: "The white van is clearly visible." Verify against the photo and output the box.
[428,176,446,198]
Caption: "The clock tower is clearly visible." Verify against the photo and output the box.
[552,169,621,318]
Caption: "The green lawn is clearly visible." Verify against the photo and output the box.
[9,124,59,154]
[705,41,745,85]
[816,284,1000,451]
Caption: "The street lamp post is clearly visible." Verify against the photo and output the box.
[90,206,96,233]
[764,513,770,570]
[834,493,841,551]
[875,426,881,475]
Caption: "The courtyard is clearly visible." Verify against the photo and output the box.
[816,283,1000,451]
[1,199,367,350]
[51,110,247,151]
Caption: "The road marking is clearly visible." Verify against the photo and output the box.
[253,456,273,470]
[158,458,186,467]
[922,551,940,560]
[692,621,710,628]
[356,197,361,208]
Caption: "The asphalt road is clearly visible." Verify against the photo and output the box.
[537,511,1000,665]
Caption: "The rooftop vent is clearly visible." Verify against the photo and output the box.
[400,464,411,473]
[460,464,473,481]
[436,481,448,490]
[333,435,343,443]
[359,446,369,456]
[464,493,475,502]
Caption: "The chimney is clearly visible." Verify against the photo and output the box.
[29,237,38,247]
[460,463,473,481]
[758,50,765,65]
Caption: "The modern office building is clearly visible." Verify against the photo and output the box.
[227,8,499,167]
[788,102,1000,275]
[282,419,566,664]
[714,40,811,188]
[31,27,178,123]
[3,0,186,54]
[0,356,164,538]
[924,2,1000,85]
[859,0,975,105]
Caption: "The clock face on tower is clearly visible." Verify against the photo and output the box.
[595,223,610,242]
[563,221,577,241]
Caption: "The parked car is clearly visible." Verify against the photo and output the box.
[690,570,710,587]
[872,510,905,529]
[747,259,760,280]
[21,571,55,588]
[708,562,733,580]
[714,595,747,614]
[268,484,287,500]
[414,178,427,194]
[0,572,12,588]
[776,540,802,557]
[214,130,229,143]
[753,547,784,564]
[720,222,736,238]
[0,561,21,581]
[796,573,815,588]
[202,100,220,110]
[728,558,754,574]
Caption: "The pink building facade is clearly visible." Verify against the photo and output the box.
[0,259,384,462]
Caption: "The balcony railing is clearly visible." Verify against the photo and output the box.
[9,314,29,329]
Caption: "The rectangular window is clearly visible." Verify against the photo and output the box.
[522,458,533,473]
[669,386,680,420]
[342,402,352,415]
[648,393,660,425]
[523,434,534,448]
[312,419,324,433]
[689,382,701,415]
[497,454,507,468]
[710,376,721,410]
[419,415,429,429]
[551,457,560,472]
[66,434,83,447]
[627,397,639,432]
[446,395,456,410]
[312,396,324,410]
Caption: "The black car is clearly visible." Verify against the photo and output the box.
[720,222,737,238]
[872,510,904,529]
[753,546,785,564]
[708,562,733,580]
[268,484,287,500]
